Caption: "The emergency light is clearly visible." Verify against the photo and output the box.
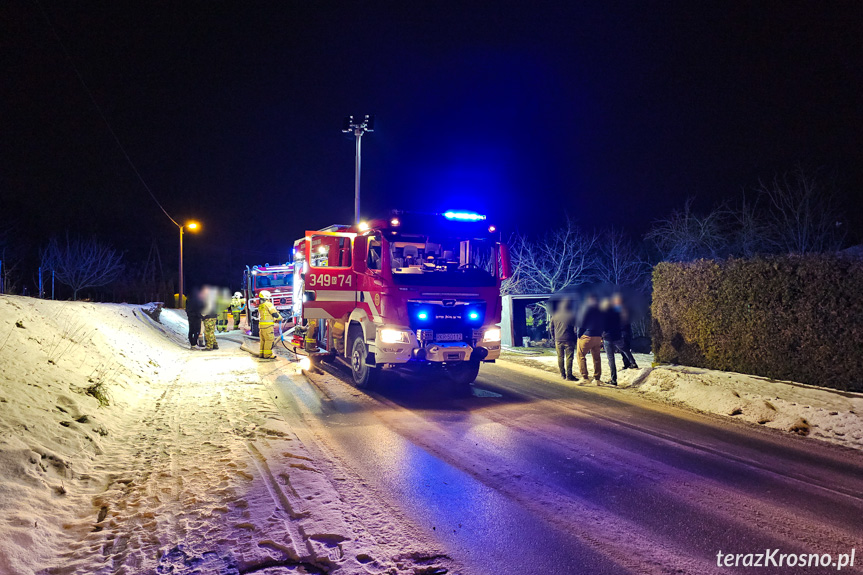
[443,211,486,222]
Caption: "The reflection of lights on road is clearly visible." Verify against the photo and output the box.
[299,357,311,371]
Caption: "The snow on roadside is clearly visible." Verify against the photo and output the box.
[512,351,863,451]
[0,296,184,575]
[0,296,452,575]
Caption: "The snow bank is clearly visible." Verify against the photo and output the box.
[0,296,186,575]
[514,352,863,451]
[629,365,863,450]
[0,296,452,575]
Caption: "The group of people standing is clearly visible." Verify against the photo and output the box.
[184,287,282,360]
[185,287,245,351]
[549,293,638,386]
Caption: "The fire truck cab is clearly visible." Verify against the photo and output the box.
[243,263,294,336]
[292,212,510,391]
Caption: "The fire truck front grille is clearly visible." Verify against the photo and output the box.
[406,301,486,340]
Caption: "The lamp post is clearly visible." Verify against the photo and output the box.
[342,115,375,225]
[178,221,200,308]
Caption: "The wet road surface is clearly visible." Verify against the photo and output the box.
[267,358,863,575]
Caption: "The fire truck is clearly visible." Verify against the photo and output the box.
[242,263,294,336]
[291,211,511,392]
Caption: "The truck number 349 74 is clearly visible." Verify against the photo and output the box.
[309,273,352,288]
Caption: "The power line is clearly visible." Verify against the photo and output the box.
[33,0,179,228]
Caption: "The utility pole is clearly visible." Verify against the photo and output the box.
[177,221,200,308]
[342,115,375,225]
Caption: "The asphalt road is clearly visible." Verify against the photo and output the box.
[268,357,863,575]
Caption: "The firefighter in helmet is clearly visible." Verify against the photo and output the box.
[257,290,281,359]
[231,291,245,331]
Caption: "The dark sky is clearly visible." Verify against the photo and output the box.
[2,1,861,288]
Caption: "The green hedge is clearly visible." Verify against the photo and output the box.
[651,256,863,392]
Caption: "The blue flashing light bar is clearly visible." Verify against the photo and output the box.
[443,211,486,222]
[468,311,479,320]
[417,311,429,320]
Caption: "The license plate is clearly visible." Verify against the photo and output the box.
[436,333,462,341]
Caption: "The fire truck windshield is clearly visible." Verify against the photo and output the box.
[389,235,497,287]
[254,273,291,289]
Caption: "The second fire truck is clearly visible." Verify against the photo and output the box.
[243,263,294,336]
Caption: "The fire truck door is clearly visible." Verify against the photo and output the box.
[302,231,357,320]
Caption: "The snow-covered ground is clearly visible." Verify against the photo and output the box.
[514,351,863,451]
[0,296,450,575]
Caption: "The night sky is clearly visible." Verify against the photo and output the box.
[2,1,861,289]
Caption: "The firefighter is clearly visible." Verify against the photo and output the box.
[231,291,245,331]
[258,290,281,359]
[216,304,229,333]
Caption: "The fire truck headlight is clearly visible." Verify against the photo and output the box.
[483,328,501,342]
[380,329,410,344]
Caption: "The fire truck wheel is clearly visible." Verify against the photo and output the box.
[447,360,480,393]
[350,335,379,388]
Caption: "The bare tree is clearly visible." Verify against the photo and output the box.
[41,236,124,300]
[757,168,845,254]
[645,199,731,262]
[503,218,599,295]
[727,192,774,258]
[595,227,649,289]
[0,223,23,294]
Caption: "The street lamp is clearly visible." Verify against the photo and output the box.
[342,115,375,225]
[178,220,200,307]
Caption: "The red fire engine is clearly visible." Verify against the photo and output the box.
[291,211,511,391]
[243,263,294,336]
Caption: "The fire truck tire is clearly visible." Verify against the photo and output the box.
[349,335,380,388]
[447,360,480,393]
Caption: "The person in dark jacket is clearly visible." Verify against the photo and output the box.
[614,293,639,370]
[185,288,203,349]
[601,298,625,386]
[549,298,578,381]
[576,294,604,381]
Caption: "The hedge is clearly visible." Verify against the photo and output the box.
[651,255,863,392]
